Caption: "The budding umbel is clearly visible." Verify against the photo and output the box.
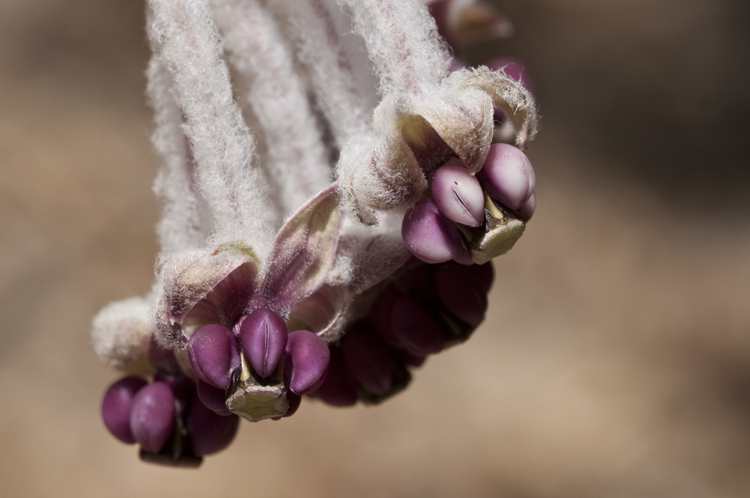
[92,0,539,466]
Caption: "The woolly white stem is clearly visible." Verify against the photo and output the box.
[210,0,332,218]
[147,0,276,256]
[338,0,451,95]
[272,0,372,148]
[147,54,210,258]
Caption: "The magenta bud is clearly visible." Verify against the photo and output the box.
[189,395,239,456]
[434,263,488,326]
[238,308,288,378]
[196,378,231,416]
[396,349,427,368]
[148,337,182,374]
[283,392,302,418]
[468,261,495,294]
[341,325,395,397]
[154,371,195,405]
[129,381,176,453]
[285,330,330,395]
[517,192,536,221]
[101,376,148,444]
[392,295,444,356]
[402,198,463,264]
[313,348,358,407]
[369,285,404,349]
[453,247,474,265]
[188,324,241,390]
[478,143,535,210]
[431,158,485,227]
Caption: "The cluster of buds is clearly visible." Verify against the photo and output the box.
[92,0,538,467]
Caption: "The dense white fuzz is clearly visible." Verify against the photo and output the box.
[92,296,154,371]
[210,0,331,216]
[271,0,373,148]
[339,0,451,95]
[147,56,209,258]
[147,0,276,255]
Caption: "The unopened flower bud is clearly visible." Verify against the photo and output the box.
[238,309,288,379]
[129,381,176,454]
[434,262,488,326]
[392,294,444,356]
[189,395,239,456]
[431,158,485,227]
[101,376,148,444]
[188,324,241,390]
[402,198,463,263]
[478,143,535,210]
[285,330,330,395]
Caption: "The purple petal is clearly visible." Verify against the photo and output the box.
[196,379,231,417]
[238,309,288,378]
[188,324,240,390]
[478,143,535,210]
[402,198,463,264]
[101,376,148,444]
[431,158,485,227]
[391,295,444,356]
[341,325,395,397]
[453,247,474,265]
[468,261,495,294]
[189,396,239,456]
[153,371,195,405]
[129,381,176,454]
[285,330,330,395]
[312,348,358,407]
[369,285,404,349]
[517,192,536,221]
[434,263,489,326]
[282,392,301,418]
[396,349,427,368]
[148,336,182,374]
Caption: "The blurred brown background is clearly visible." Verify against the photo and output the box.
[1,1,748,497]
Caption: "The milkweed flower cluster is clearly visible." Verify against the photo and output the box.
[92,0,538,466]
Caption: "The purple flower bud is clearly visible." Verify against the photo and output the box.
[189,395,239,456]
[453,247,474,265]
[154,371,195,406]
[282,392,301,418]
[396,349,427,368]
[369,285,405,349]
[148,336,182,374]
[238,308,288,378]
[313,348,358,407]
[129,381,176,454]
[468,261,495,294]
[402,198,463,264]
[196,378,232,416]
[285,330,330,395]
[431,158,485,227]
[517,192,536,221]
[392,294,444,356]
[478,143,535,210]
[188,324,241,390]
[101,376,148,444]
[341,324,395,397]
[434,263,488,326]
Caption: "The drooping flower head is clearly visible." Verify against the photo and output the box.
[92,0,539,466]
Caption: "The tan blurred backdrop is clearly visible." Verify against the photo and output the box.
[1,1,749,497]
